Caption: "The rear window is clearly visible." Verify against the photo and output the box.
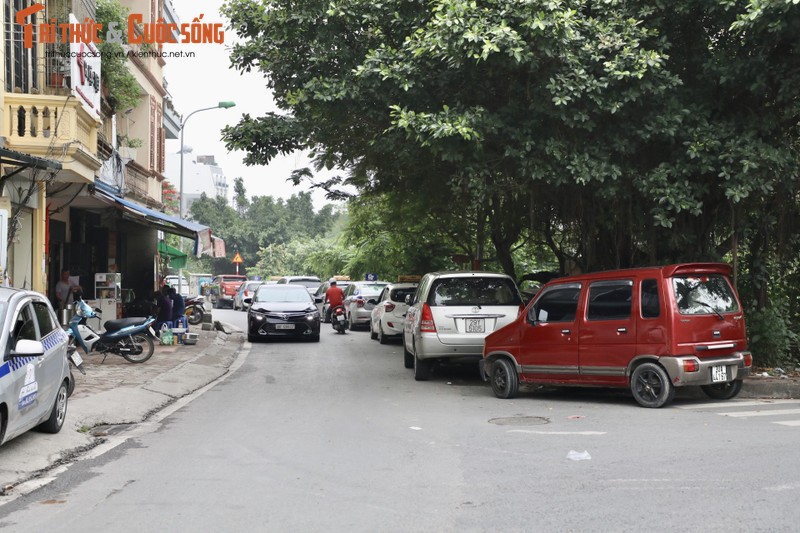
[427,277,521,307]
[289,280,321,289]
[390,288,416,303]
[357,283,387,298]
[672,275,739,315]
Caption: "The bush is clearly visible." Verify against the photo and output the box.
[746,302,799,368]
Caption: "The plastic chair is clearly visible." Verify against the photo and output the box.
[173,316,188,329]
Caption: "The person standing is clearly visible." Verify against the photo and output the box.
[55,270,81,311]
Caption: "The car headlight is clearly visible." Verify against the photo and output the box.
[250,310,265,321]
[306,311,320,321]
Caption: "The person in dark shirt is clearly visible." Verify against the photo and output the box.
[169,287,186,326]
[155,286,173,332]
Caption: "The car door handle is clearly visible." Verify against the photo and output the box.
[617,327,627,333]
[561,329,571,335]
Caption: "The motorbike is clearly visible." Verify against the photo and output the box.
[184,295,206,325]
[330,305,349,334]
[67,297,157,364]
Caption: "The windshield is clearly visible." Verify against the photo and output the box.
[289,280,321,289]
[672,275,739,315]
[357,283,387,298]
[428,277,522,306]
[390,288,416,303]
[255,288,312,303]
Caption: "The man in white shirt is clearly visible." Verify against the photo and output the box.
[55,269,81,311]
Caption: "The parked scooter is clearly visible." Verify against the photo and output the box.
[68,297,157,363]
[184,295,206,325]
[330,305,348,334]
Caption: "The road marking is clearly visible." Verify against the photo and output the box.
[508,430,606,435]
[773,420,800,426]
[721,408,800,418]
[676,399,800,410]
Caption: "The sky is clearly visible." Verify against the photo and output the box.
[162,0,339,210]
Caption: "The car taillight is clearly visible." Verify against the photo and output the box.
[683,359,699,373]
[744,352,752,367]
[356,299,365,307]
[385,302,396,312]
[420,303,436,333]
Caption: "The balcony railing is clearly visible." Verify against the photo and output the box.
[5,93,101,183]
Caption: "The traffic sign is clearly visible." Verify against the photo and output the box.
[232,252,243,264]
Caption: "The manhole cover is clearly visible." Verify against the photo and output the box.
[488,416,549,426]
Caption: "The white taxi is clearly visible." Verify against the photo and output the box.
[0,288,72,446]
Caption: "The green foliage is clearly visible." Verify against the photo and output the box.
[95,0,142,113]
[746,301,799,368]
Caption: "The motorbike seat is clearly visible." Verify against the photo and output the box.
[104,317,147,332]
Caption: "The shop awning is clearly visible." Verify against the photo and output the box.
[93,187,212,257]
[157,241,188,269]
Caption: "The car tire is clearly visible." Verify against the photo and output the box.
[403,337,414,369]
[414,353,432,381]
[630,362,675,408]
[67,367,75,397]
[378,326,389,345]
[37,381,68,434]
[490,358,519,399]
[348,314,356,331]
[247,333,258,343]
[701,379,743,400]
[309,334,320,342]
[370,322,378,340]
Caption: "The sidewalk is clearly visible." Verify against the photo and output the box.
[0,322,245,494]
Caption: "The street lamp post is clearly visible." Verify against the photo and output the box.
[176,101,235,297]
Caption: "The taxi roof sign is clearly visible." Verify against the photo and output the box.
[398,275,421,283]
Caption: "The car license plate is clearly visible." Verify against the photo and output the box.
[275,324,294,330]
[69,352,83,366]
[711,365,727,382]
[466,319,485,333]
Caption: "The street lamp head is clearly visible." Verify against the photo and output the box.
[218,101,236,109]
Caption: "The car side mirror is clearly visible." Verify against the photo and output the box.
[244,297,252,304]
[314,296,323,304]
[11,339,45,357]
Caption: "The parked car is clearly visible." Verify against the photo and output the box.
[209,274,248,309]
[0,288,72,446]
[246,285,321,342]
[482,263,753,408]
[233,281,263,311]
[403,271,524,381]
[342,281,389,330]
[370,282,418,344]
[315,279,352,322]
[276,276,322,296]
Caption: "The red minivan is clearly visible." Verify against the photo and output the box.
[481,263,752,408]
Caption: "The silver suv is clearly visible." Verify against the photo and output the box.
[403,271,523,381]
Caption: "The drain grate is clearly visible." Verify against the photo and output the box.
[488,416,549,426]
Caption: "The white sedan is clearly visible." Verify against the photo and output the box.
[369,283,418,344]
[0,288,72,446]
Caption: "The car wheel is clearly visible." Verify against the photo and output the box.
[37,381,68,434]
[247,333,258,343]
[490,358,519,399]
[309,335,320,342]
[403,336,414,369]
[701,379,743,400]
[370,321,378,340]
[414,351,432,381]
[348,314,356,331]
[378,326,389,345]
[630,362,675,408]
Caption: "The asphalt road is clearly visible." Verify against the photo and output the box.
[1,308,799,532]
